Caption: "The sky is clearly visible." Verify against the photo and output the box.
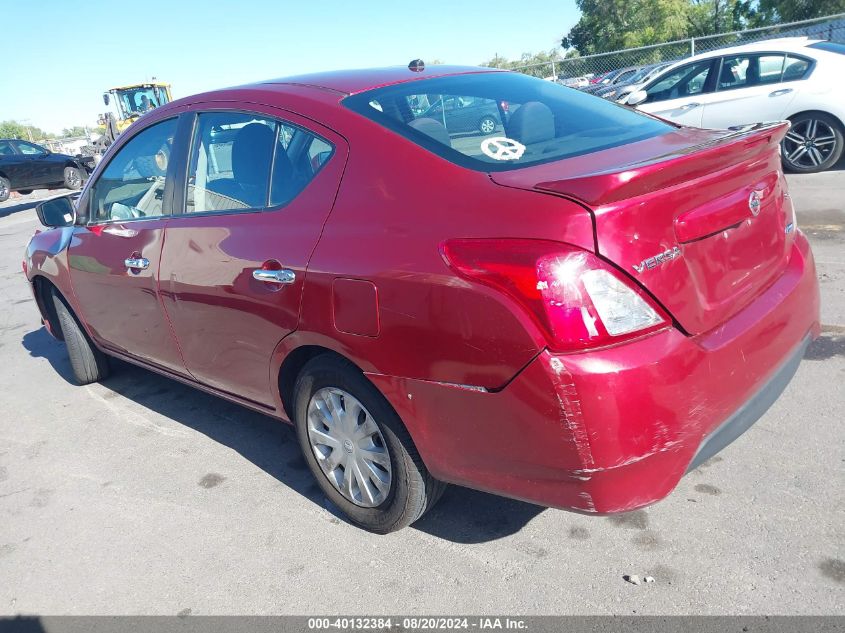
[1,0,579,134]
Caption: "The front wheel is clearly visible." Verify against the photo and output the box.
[52,289,110,385]
[63,166,84,190]
[293,355,446,533]
[0,176,10,202]
[781,113,844,173]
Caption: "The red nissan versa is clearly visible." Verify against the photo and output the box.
[24,64,820,533]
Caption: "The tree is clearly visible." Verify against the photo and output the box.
[687,0,757,36]
[481,48,563,78]
[562,0,692,54]
[0,120,52,141]
[61,126,89,138]
[755,0,845,23]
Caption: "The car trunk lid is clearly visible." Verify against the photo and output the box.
[490,122,796,335]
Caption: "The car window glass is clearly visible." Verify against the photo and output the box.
[646,60,713,103]
[186,112,276,213]
[89,118,176,222]
[270,122,333,207]
[345,73,672,171]
[783,56,811,81]
[17,142,45,155]
[407,93,504,142]
[186,111,333,213]
[0,141,14,156]
[759,55,786,84]
[718,56,751,89]
[615,69,637,83]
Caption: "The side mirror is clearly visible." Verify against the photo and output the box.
[103,93,110,106]
[36,196,76,228]
[627,90,648,106]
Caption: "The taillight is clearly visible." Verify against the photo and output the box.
[440,239,668,352]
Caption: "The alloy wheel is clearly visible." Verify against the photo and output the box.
[479,117,496,134]
[66,168,81,188]
[0,181,8,200]
[306,387,392,508]
[782,118,838,169]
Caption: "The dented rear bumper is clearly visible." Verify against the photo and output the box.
[368,232,820,514]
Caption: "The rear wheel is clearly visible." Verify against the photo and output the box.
[293,355,446,533]
[478,115,497,135]
[63,166,84,190]
[782,113,844,173]
[51,289,110,384]
[0,176,10,202]
[18,189,33,195]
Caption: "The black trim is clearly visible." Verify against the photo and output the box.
[170,111,196,216]
[687,334,811,472]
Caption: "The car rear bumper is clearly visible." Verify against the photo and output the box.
[368,232,820,513]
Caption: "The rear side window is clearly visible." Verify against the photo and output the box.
[0,141,13,156]
[90,118,177,222]
[783,56,811,81]
[808,41,845,55]
[717,54,787,90]
[186,111,333,213]
[344,72,672,172]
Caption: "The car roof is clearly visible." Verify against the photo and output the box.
[685,36,824,62]
[256,65,505,95]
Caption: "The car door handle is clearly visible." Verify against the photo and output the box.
[769,88,793,97]
[124,257,150,270]
[252,268,296,284]
[679,102,701,111]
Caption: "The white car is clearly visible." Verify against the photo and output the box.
[622,38,845,173]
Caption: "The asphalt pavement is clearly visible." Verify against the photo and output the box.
[0,176,842,615]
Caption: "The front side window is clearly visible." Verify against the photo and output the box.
[89,118,176,222]
[186,111,333,213]
[646,60,714,103]
[16,141,46,155]
[344,73,672,172]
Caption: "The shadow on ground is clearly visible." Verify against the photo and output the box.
[805,332,845,361]
[20,326,543,542]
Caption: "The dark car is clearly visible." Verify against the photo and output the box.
[419,95,504,135]
[0,139,89,202]
[593,62,674,100]
[581,66,643,94]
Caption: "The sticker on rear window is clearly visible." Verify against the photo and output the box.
[480,137,526,161]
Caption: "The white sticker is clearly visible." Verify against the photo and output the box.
[63,213,73,222]
[481,137,526,161]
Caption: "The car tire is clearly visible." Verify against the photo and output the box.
[0,176,10,203]
[63,166,84,190]
[51,288,110,385]
[293,355,446,533]
[18,189,34,195]
[782,113,844,174]
[478,115,497,135]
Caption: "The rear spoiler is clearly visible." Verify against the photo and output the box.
[532,122,789,207]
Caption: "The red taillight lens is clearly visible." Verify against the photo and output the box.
[441,239,669,352]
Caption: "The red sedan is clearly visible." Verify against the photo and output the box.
[24,63,820,532]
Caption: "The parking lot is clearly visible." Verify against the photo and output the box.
[0,169,842,615]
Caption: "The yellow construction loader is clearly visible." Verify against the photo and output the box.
[95,81,173,150]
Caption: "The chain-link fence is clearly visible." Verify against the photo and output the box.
[512,13,845,83]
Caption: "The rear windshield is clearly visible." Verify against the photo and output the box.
[343,72,674,172]
[808,41,845,56]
